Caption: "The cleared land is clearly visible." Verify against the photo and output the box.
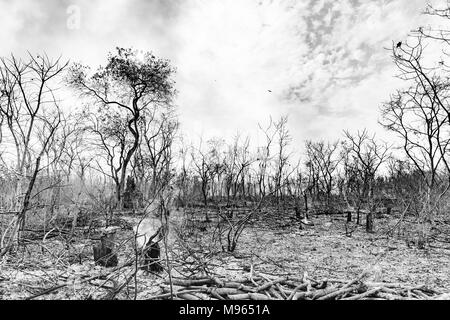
[1,207,449,300]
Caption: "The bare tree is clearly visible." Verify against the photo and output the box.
[80,108,132,211]
[0,53,68,254]
[191,139,215,220]
[231,135,254,201]
[257,117,276,199]
[343,130,390,233]
[139,108,179,199]
[274,116,292,204]
[381,32,450,246]
[305,140,342,211]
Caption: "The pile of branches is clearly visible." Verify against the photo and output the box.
[150,272,445,300]
[20,228,71,241]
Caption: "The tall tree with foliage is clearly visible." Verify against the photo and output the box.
[68,48,176,208]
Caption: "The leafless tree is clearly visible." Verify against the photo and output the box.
[139,107,179,199]
[257,117,276,199]
[343,130,390,232]
[0,53,68,254]
[191,139,215,219]
[273,116,292,204]
[80,108,132,210]
[230,134,254,201]
[381,31,450,245]
[305,140,342,211]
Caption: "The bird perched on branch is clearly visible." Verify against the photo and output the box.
[396,41,402,48]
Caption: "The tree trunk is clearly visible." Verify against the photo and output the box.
[118,169,127,210]
[303,193,309,218]
[143,241,163,272]
[347,211,352,223]
[202,184,209,221]
[295,206,301,220]
[93,233,118,268]
[366,211,374,233]
[14,156,41,247]
[366,181,375,233]
[115,183,122,209]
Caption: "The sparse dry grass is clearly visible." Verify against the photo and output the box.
[1,207,449,300]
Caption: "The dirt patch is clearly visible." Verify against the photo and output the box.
[0,209,449,300]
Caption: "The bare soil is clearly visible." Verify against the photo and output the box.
[1,208,449,300]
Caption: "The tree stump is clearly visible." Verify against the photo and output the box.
[93,230,118,268]
[294,206,301,220]
[143,240,163,272]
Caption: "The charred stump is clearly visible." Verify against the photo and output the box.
[294,206,301,220]
[143,240,163,273]
[93,231,118,268]
[294,206,304,230]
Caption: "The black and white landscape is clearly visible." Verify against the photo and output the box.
[0,0,450,301]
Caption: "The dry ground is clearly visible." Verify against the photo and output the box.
[0,207,449,299]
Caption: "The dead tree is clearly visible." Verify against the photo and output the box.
[133,110,177,291]
[174,143,192,209]
[343,130,390,233]
[191,142,214,217]
[80,109,131,210]
[223,135,240,204]
[305,140,342,212]
[230,135,254,202]
[274,116,292,205]
[341,150,365,224]
[0,53,68,255]
[139,108,179,200]
[204,138,226,203]
[381,34,450,246]
[286,163,308,222]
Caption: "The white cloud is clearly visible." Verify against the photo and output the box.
[0,0,445,150]
[172,0,311,141]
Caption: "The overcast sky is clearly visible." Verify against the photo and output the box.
[0,0,446,150]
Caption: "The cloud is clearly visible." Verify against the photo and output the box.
[171,0,311,140]
[279,0,435,141]
[0,0,443,149]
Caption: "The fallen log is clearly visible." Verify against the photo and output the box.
[318,286,359,300]
[223,282,257,292]
[166,278,216,287]
[178,293,202,300]
[151,288,208,300]
[255,277,287,292]
[228,293,271,300]
[311,286,341,300]
[434,293,450,300]
[287,283,309,300]
[342,287,382,300]
[151,272,446,301]
[375,292,407,300]
[210,288,247,296]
